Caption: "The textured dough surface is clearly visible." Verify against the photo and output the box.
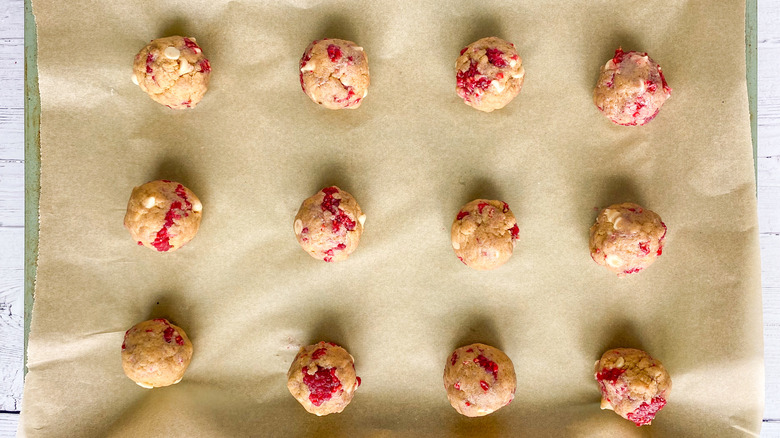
[589,202,666,276]
[593,48,671,126]
[451,199,519,270]
[594,348,672,426]
[287,342,360,416]
[443,343,516,417]
[121,318,193,388]
[124,180,203,252]
[132,36,211,109]
[455,37,525,112]
[294,186,365,262]
[299,39,369,109]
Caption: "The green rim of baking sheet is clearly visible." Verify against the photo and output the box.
[21,0,760,376]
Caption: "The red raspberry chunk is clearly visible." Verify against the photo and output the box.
[303,366,342,407]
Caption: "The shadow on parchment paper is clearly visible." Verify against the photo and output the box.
[594,176,644,212]
[150,157,209,205]
[315,14,359,42]
[306,313,349,350]
[146,293,200,340]
[157,18,193,40]
[460,16,506,47]
[464,177,505,206]
[582,319,647,360]
[314,162,355,194]
[452,314,503,351]
[98,390,152,437]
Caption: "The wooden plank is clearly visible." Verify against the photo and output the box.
[0,0,23,161]
[0,161,23,228]
[0,413,19,437]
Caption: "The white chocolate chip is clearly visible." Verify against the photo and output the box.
[358,214,366,226]
[136,382,154,389]
[509,59,517,67]
[354,46,364,51]
[362,90,368,98]
[604,209,622,224]
[491,80,505,92]
[178,59,194,75]
[294,218,303,235]
[615,357,625,368]
[612,217,624,229]
[191,199,202,213]
[142,196,155,209]
[606,254,623,268]
[173,378,182,384]
[189,37,196,42]
[164,46,181,60]
[131,74,139,85]
[300,62,316,72]
[451,240,460,250]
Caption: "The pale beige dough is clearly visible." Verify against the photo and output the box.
[443,343,516,417]
[593,48,671,126]
[451,199,519,270]
[589,202,666,276]
[121,318,193,388]
[132,36,211,109]
[287,341,361,416]
[124,180,203,253]
[455,37,525,112]
[294,186,365,262]
[594,348,672,426]
[299,39,369,109]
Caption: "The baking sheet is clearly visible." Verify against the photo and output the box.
[21,0,762,436]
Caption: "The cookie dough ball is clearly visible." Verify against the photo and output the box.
[594,348,671,426]
[287,341,361,416]
[593,48,671,126]
[132,36,211,109]
[589,202,666,276]
[121,318,193,388]
[294,186,365,262]
[444,343,516,417]
[451,199,519,270]
[299,39,369,109]
[455,37,525,112]
[124,180,203,253]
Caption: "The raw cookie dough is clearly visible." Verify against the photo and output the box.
[294,186,365,262]
[593,48,671,126]
[589,202,666,276]
[594,348,672,426]
[132,36,211,109]
[287,341,361,416]
[451,199,519,270]
[124,180,203,253]
[455,37,525,112]
[443,343,516,417]
[299,39,369,109]
[121,318,193,388]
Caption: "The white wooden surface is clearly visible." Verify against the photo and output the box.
[0,0,778,436]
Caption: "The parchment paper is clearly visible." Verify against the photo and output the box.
[22,0,763,436]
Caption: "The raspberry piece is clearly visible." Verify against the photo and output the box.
[198,59,211,73]
[356,376,361,387]
[456,211,469,220]
[509,224,519,240]
[311,348,328,360]
[152,201,183,252]
[638,242,650,255]
[145,53,154,74]
[485,48,507,67]
[623,267,643,275]
[175,335,184,346]
[480,380,490,391]
[460,47,468,56]
[450,352,458,366]
[626,397,666,426]
[163,326,175,343]
[182,38,201,53]
[454,382,460,390]
[303,366,342,407]
[477,202,489,214]
[474,355,499,380]
[327,44,342,62]
[612,48,625,65]
[456,62,491,101]
[596,367,626,384]
[502,202,509,213]
[657,246,663,256]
